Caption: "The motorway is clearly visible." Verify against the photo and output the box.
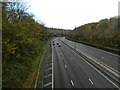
[52,37,118,88]
[60,37,119,72]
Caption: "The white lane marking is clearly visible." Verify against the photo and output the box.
[44,68,52,72]
[52,42,54,89]
[65,65,67,68]
[89,79,94,84]
[63,38,119,57]
[101,56,104,59]
[70,80,74,86]
[71,49,120,89]
[44,82,52,87]
[34,47,47,89]
[62,40,119,73]
[44,74,52,78]
[93,47,120,57]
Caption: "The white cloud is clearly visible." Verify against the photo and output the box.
[27,0,119,29]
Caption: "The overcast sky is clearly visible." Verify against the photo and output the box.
[27,0,119,30]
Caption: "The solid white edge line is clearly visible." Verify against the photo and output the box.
[52,41,54,89]
[61,39,119,74]
[89,79,94,84]
[70,80,74,86]
[71,49,120,89]
[61,38,119,88]
[64,38,119,57]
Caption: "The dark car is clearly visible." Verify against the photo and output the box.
[52,40,55,45]
[56,43,59,45]
[58,44,61,47]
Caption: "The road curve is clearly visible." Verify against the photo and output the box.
[52,38,116,88]
[60,37,119,72]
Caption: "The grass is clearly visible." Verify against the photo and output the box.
[2,40,49,88]
[36,41,49,88]
[21,41,49,88]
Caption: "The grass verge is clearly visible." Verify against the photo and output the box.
[2,40,49,88]
[21,41,49,88]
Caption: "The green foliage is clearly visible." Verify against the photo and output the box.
[67,17,120,51]
[2,2,48,88]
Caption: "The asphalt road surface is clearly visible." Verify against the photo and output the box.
[60,37,119,72]
[52,38,117,88]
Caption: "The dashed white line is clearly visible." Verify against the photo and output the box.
[89,79,94,84]
[101,56,104,59]
[65,65,67,68]
[70,80,74,86]
[71,49,120,89]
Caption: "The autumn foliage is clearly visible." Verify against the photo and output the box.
[67,17,120,51]
[2,2,48,88]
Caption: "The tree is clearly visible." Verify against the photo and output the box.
[6,0,30,23]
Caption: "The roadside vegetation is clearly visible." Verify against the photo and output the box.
[2,1,120,88]
[2,2,49,88]
[67,17,120,51]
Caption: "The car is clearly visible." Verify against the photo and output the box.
[56,43,59,45]
[52,40,55,45]
[58,44,61,47]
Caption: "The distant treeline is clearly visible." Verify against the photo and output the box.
[67,17,120,51]
[2,2,49,88]
[47,28,71,37]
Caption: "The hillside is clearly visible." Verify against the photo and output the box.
[47,28,71,37]
[67,17,120,51]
